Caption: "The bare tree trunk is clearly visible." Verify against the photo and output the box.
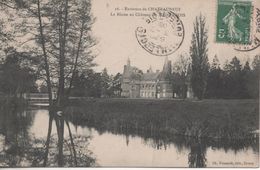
[36,0,53,106]
[67,20,85,97]
[43,114,53,166]
[65,120,77,166]
[57,0,69,107]
[56,0,69,166]
[57,115,64,166]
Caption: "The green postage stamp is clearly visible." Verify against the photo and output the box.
[216,0,252,44]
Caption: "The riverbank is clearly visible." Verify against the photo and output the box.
[66,98,259,140]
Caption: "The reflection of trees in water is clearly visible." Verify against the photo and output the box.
[139,134,208,167]
[0,104,34,166]
[43,111,96,167]
[69,111,258,168]
[187,137,207,168]
[65,106,259,168]
[209,137,259,154]
[0,104,96,167]
[141,135,258,168]
[41,135,95,167]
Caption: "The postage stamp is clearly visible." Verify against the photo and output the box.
[135,10,184,56]
[234,7,260,51]
[216,0,252,44]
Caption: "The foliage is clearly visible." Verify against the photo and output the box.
[66,98,259,148]
[0,47,38,96]
[172,54,191,98]
[205,55,223,98]
[0,135,96,167]
[190,14,209,100]
[70,69,122,98]
[205,55,259,99]
[111,73,122,97]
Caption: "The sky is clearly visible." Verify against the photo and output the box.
[0,0,258,75]
[91,0,260,74]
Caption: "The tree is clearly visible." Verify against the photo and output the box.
[70,69,104,98]
[69,70,86,97]
[111,73,122,97]
[0,0,97,167]
[252,55,260,71]
[100,68,112,97]
[242,61,252,98]
[222,57,245,99]
[190,14,209,100]
[38,0,96,105]
[172,54,191,98]
[211,55,220,70]
[11,0,96,166]
[249,55,260,98]
[205,55,223,98]
[0,48,38,97]
[2,0,96,106]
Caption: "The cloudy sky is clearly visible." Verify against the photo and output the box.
[91,0,259,74]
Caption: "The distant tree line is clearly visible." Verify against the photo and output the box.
[0,47,258,100]
[172,14,259,100]
[172,55,260,99]
[38,68,122,98]
[69,68,122,98]
[0,48,122,99]
[67,54,260,100]
[205,55,259,99]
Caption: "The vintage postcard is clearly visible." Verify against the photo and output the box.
[0,0,259,168]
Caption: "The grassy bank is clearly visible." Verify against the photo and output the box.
[66,98,259,139]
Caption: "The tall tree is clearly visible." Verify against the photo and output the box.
[190,14,209,100]
[223,57,244,98]
[172,54,191,98]
[100,68,111,97]
[36,0,53,106]
[250,55,260,98]
[242,61,252,98]
[205,55,223,98]
[0,0,96,167]
[16,0,95,166]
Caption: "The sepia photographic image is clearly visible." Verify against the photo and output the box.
[0,0,259,168]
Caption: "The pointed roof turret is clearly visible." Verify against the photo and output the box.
[164,56,169,65]
[160,56,172,81]
[127,57,130,66]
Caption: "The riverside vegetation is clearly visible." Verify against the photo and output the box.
[0,97,258,167]
[66,98,259,140]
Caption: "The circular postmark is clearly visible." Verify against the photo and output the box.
[234,7,260,51]
[135,10,184,56]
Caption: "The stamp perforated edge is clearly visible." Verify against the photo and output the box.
[214,0,254,45]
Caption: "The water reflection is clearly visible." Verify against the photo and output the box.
[67,108,259,167]
[0,104,259,167]
[0,104,95,167]
[188,138,207,168]
[0,105,36,166]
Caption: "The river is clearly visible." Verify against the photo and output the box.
[0,108,259,167]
